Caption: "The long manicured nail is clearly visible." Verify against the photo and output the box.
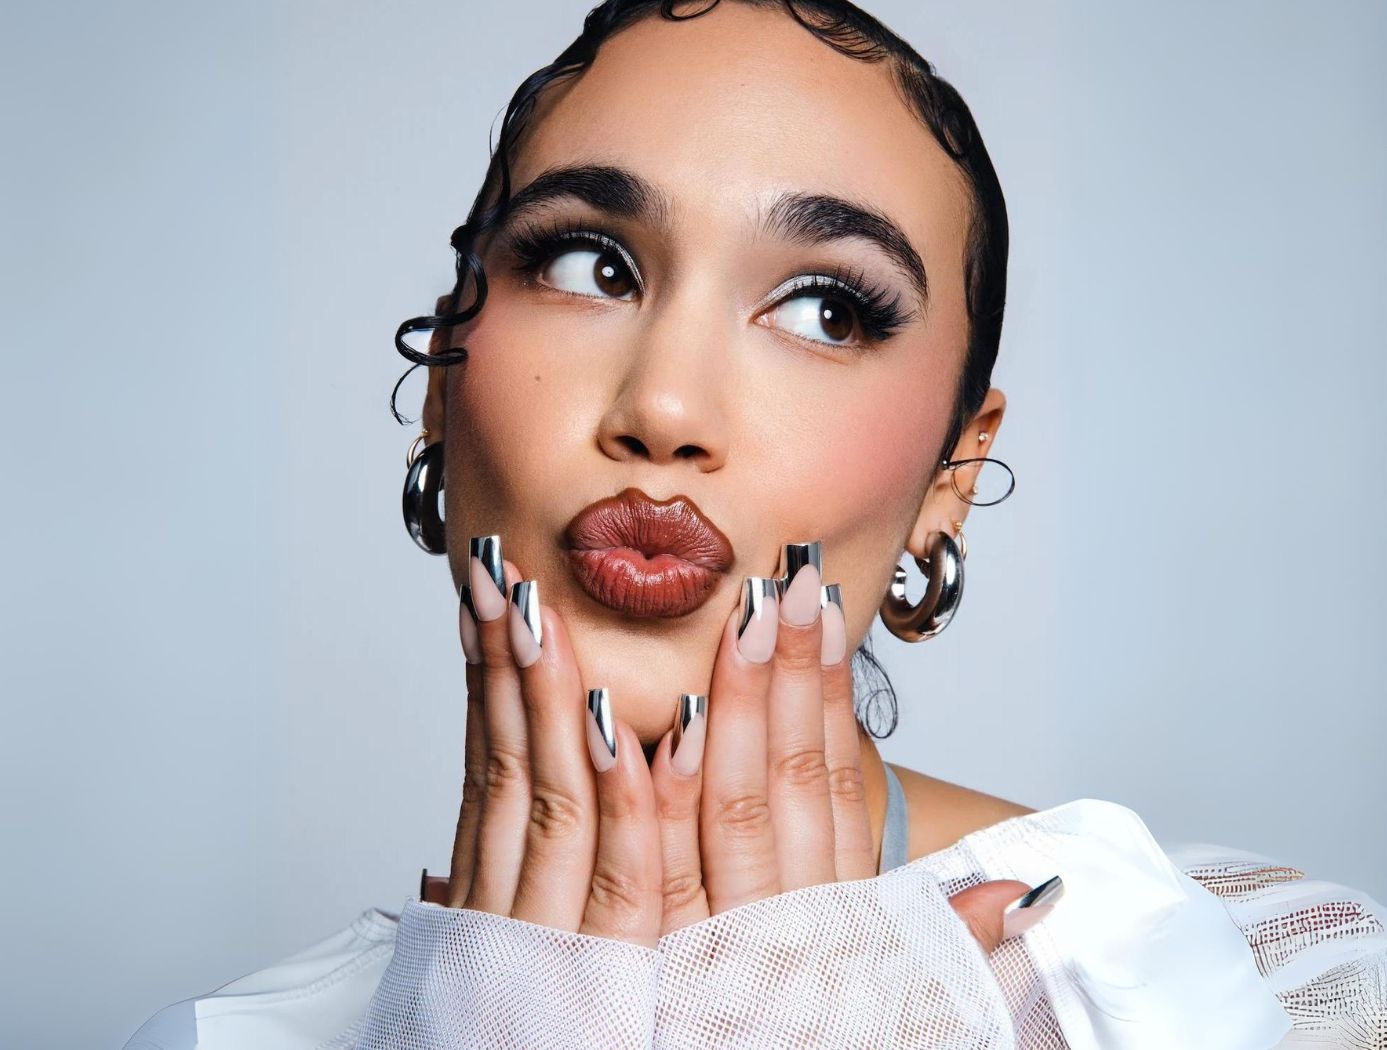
[586,687,617,773]
[670,693,708,777]
[468,535,506,621]
[1001,875,1064,940]
[777,541,822,626]
[458,584,481,664]
[737,577,779,663]
[508,580,542,668]
[820,583,846,665]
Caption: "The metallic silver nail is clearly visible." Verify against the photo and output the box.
[738,577,778,639]
[459,582,476,621]
[671,693,707,766]
[587,687,617,771]
[776,540,822,598]
[509,579,542,648]
[469,534,505,601]
[1003,875,1065,916]
[820,582,842,613]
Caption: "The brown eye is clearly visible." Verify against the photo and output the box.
[538,244,638,301]
[764,292,861,346]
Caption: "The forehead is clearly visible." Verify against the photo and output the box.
[512,3,972,274]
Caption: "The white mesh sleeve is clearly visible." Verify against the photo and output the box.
[652,864,1014,1048]
[343,800,1327,1050]
[1166,843,1387,1047]
[349,901,663,1049]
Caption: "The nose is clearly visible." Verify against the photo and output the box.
[594,282,730,472]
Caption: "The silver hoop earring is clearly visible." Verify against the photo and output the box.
[878,529,964,641]
[402,432,447,555]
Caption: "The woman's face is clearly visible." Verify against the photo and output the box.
[425,2,1005,747]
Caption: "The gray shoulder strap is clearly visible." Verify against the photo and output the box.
[879,762,909,874]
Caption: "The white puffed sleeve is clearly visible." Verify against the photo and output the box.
[1165,841,1387,1047]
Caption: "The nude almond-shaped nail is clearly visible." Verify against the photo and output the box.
[468,535,507,621]
[458,584,482,665]
[820,583,846,665]
[737,577,779,664]
[779,557,822,626]
[508,580,542,668]
[586,687,617,773]
[670,693,707,777]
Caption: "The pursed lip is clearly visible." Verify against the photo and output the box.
[562,487,735,618]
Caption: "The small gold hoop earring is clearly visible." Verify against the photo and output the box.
[406,427,429,468]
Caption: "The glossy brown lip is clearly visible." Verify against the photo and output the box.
[562,487,735,618]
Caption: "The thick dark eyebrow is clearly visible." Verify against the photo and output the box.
[499,163,928,313]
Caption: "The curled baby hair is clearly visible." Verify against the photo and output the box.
[390,0,1009,738]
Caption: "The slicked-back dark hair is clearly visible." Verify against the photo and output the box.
[391,0,1009,738]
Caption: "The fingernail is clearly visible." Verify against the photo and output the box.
[468,535,506,621]
[508,579,542,668]
[458,584,482,664]
[737,577,779,663]
[586,687,617,773]
[820,583,846,665]
[670,693,708,777]
[776,541,822,626]
[1001,875,1064,940]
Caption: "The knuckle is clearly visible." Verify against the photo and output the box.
[711,792,772,839]
[775,627,823,675]
[661,872,704,914]
[826,762,867,804]
[589,865,651,916]
[772,748,830,791]
[484,748,528,796]
[462,764,489,806]
[656,790,699,825]
[528,785,586,842]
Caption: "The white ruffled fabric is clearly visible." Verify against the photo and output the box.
[130,798,1387,1049]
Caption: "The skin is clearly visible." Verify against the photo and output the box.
[420,3,1038,949]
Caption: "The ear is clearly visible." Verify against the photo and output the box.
[903,386,1007,560]
[420,291,456,439]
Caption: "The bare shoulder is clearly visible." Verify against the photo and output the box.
[887,762,1036,860]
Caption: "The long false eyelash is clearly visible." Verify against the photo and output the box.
[777,264,910,345]
[505,216,639,290]
[503,216,909,347]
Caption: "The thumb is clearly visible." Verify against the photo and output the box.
[949,876,1064,954]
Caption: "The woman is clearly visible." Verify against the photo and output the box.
[124,1,1385,1047]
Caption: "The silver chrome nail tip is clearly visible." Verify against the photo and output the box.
[1004,875,1065,914]
[778,541,823,594]
[672,693,707,761]
[459,582,477,620]
[469,535,505,597]
[510,579,542,647]
[820,582,843,611]
[587,687,617,761]
[738,577,778,638]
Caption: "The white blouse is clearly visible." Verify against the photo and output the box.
[122,796,1386,1049]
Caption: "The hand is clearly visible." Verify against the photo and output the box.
[442,541,664,949]
[643,541,1043,953]
[430,536,1050,955]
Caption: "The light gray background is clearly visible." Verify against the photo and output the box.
[3,2,1383,1047]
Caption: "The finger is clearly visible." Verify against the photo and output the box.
[458,540,528,913]
[581,711,663,950]
[510,596,598,932]
[949,878,1063,953]
[446,617,488,905]
[650,708,709,936]
[766,545,835,890]
[700,584,779,914]
[819,583,875,881]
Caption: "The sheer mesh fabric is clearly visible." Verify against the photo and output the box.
[324,802,1384,1049]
